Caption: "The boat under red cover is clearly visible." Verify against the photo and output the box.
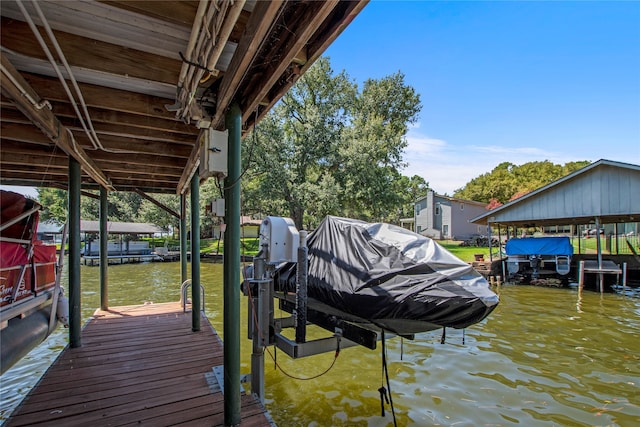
[1,190,67,374]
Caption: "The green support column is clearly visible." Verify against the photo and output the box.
[180,193,188,284]
[224,101,241,426]
[99,187,108,311]
[68,157,81,348]
[190,175,201,331]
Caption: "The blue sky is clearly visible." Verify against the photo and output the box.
[3,1,639,199]
[324,0,640,194]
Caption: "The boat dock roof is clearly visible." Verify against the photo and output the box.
[4,302,273,427]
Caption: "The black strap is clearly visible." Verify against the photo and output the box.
[381,332,398,427]
[378,386,388,416]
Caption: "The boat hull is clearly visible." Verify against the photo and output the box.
[1,303,53,375]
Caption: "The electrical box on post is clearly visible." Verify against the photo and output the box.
[211,198,225,217]
[199,128,228,180]
[259,216,299,264]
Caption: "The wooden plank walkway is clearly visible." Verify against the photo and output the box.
[5,302,274,426]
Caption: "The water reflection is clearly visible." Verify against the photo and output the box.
[1,261,639,426]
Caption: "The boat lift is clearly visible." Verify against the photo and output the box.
[242,217,386,402]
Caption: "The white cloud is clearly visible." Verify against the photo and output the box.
[401,128,577,196]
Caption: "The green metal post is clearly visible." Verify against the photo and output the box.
[180,193,188,284]
[224,101,241,425]
[190,175,201,331]
[99,186,108,310]
[68,157,81,348]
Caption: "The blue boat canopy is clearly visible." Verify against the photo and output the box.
[505,237,574,256]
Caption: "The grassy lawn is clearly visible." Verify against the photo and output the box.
[143,237,483,262]
[439,240,490,263]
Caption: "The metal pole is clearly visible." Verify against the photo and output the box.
[180,193,188,284]
[251,257,266,402]
[99,186,108,311]
[224,101,241,426]
[487,224,493,263]
[595,217,603,293]
[296,231,308,343]
[190,175,201,331]
[68,157,81,348]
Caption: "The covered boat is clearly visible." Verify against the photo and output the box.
[505,237,573,281]
[272,216,498,335]
[1,190,68,374]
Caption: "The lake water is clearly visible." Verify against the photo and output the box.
[1,260,638,426]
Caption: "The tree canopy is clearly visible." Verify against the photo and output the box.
[241,57,423,229]
[453,160,591,204]
[37,188,181,234]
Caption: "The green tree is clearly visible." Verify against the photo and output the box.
[242,57,421,229]
[137,193,181,234]
[37,188,68,223]
[80,191,143,222]
[454,160,590,204]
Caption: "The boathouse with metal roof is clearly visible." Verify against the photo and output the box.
[471,159,640,287]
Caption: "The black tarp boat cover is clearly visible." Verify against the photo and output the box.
[273,216,499,335]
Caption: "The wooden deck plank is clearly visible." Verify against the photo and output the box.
[5,302,273,427]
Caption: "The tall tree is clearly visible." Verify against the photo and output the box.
[242,57,421,229]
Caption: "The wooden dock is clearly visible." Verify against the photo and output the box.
[5,302,274,426]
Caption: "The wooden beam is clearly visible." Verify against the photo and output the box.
[1,17,181,85]
[246,1,369,131]
[46,183,102,200]
[211,0,285,130]
[0,53,114,190]
[21,73,179,119]
[176,129,204,195]
[134,188,180,219]
[0,139,185,171]
[46,103,197,135]
[0,122,194,158]
[239,1,339,125]
[103,1,200,27]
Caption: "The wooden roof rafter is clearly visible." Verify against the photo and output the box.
[0,53,114,190]
[0,0,369,194]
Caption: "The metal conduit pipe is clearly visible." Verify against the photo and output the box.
[30,0,104,150]
[198,1,245,84]
[176,0,209,92]
[179,0,246,122]
[178,0,217,117]
[0,62,50,110]
[16,0,100,150]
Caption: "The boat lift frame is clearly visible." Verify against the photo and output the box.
[243,219,387,403]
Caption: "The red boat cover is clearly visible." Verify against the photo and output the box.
[0,241,28,268]
[1,191,56,307]
[33,244,57,264]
